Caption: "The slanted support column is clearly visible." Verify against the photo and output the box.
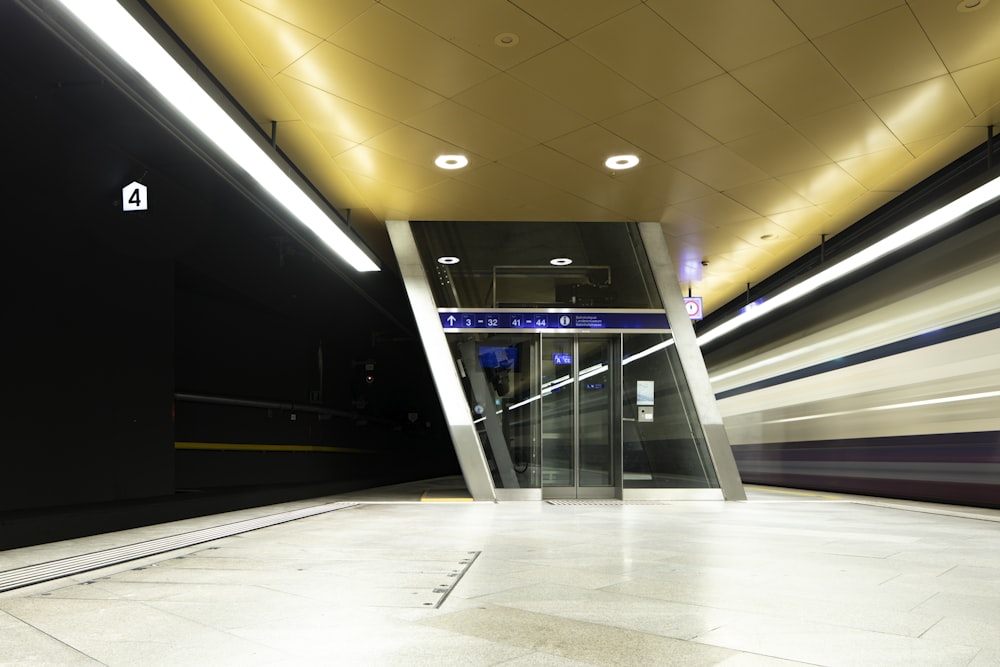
[638,222,747,500]
[386,220,497,501]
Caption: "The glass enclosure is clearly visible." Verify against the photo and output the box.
[411,221,722,499]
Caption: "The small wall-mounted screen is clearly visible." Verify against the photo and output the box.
[479,345,518,369]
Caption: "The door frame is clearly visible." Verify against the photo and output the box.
[541,333,622,499]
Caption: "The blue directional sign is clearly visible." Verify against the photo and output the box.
[439,310,669,331]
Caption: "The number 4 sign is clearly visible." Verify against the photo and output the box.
[122,181,148,212]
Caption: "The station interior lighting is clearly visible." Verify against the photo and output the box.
[55,0,380,272]
[697,172,1000,347]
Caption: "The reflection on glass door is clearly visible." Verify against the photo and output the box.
[541,335,618,498]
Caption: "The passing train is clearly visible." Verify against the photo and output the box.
[702,197,1000,509]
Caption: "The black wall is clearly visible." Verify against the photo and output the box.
[1,3,456,542]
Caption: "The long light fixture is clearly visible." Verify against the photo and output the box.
[698,172,1000,346]
[55,0,380,272]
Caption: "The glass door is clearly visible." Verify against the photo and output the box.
[541,335,619,498]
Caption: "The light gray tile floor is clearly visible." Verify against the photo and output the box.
[1,483,998,666]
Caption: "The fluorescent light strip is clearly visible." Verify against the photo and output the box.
[57,0,379,273]
[698,173,1000,346]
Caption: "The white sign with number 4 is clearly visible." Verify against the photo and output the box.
[122,181,148,212]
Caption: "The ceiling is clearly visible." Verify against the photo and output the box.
[143,0,1000,315]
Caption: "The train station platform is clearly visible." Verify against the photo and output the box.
[2,481,998,665]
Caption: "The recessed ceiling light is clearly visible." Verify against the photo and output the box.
[957,0,988,11]
[604,154,639,170]
[435,154,468,170]
[437,256,460,265]
[760,233,777,241]
[550,257,573,266]
[494,33,519,47]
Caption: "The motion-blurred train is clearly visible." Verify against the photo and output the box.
[702,186,1000,509]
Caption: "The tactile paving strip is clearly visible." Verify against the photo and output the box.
[0,502,358,593]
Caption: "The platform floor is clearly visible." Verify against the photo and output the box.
[2,482,999,666]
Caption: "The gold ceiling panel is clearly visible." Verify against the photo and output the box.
[211,0,322,72]
[507,43,652,122]
[670,146,770,192]
[453,74,590,142]
[793,101,902,161]
[600,102,718,163]
[778,164,867,207]
[658,209,716,237]
[724,179,813,217]
[274,75,396,145]
[732,43,859,122]
[664,75,786,144]
[326,5,498,98]
[334,144,447,193]
[814,6,947,98]
[500,145,631,214]
[838,147,915,190]
[281,42,444,121]
[907,0,1000,71]
[238,0,375,38]
[952,59,1000,115]
[143,0,1000,315]
[675,194,759,226]
[363,125,483,173]
[773,0,903,39]
[768,207,832,237]
[572,5,723,98]
[403,101,536,162]
[379,0,563,70]
[615,163,716,212]
[510,0,642,39]
[867,76,974,145]
[727,126,832,177]
[646,0,806,70]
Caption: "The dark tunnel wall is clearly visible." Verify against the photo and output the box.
[1,3,456,541]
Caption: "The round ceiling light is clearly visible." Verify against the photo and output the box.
[957,0,988,10]
[550,257,573,266]
[604,154,639,170]
[437,256,460,265]
[434,154,468,170]
[494,32,520,47]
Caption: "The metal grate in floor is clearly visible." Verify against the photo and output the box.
[0,502,358,593]
[546,500,673,506]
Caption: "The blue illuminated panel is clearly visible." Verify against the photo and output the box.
[440,311,669,331]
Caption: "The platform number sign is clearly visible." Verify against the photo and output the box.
[122,181,148,212]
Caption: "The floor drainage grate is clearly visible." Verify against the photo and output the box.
[546,500,673,506]
[0,502,358,593]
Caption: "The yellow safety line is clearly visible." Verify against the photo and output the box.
[174,442,371,454]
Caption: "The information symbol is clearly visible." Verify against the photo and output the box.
[559,315,571,327]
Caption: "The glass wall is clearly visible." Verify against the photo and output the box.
[622,334,718,488]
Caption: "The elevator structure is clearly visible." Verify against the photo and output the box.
[388,221,745,501]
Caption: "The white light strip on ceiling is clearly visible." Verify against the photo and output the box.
[57,0,379,272]
[697,172,1000,346]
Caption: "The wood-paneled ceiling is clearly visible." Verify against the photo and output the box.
[146,0,1000,315]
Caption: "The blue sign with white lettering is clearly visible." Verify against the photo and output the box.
[440,310,669,331]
